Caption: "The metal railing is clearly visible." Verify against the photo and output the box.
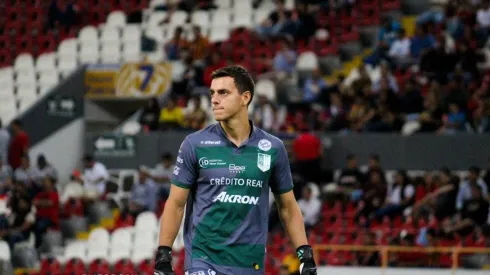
[313,244,490,274]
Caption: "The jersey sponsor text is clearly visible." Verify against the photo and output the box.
[213,191,259,205]
[210,177,263,188]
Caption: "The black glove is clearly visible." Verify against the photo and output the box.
[296,245,317,275]
[154,246,174,275]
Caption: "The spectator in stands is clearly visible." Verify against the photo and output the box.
[294,2,318,41]
[60,170,85,204]
[32,177,59,247]
[297,185,322,230]
[14,155,42,194]
[165,26,188,61]
[416,88,445,133]
[357,169,387,220]
[456,166,489,210]
[159,98,185,130]
[364,154,385,182]
[323,92,347,131]
[0,159,12,189]
[446,184,489,235]
[364,17,401,66]
[375,170,415,221]
[0,119,9,163]
[272,38,297,79]
[36,154,58,182]
[62,0,79,31]
[188,26,210,62]
[476,0,490,45]
[411,24,436,60]
[348,96,371,132]
[455,42,479,81]
[372,64,399,93]
[292,129,322,184]
[128,167,158,217]
[256,0,291,38]
[388,29,412,69]
[474,97,490,133]
[0,184,35,249]
[438,103,467,134]
[8,120,29,170]
[151,153,174,199]
[351,65,372,95]
[398,78,424,116]
[253,95,276,132]
[303,68,328,102]
[184,96,207,130]
[338,154,363,190]
[139,98,161,132]
[203,52,228,87]
[413,168,459,221]
[47,0,62,30]
[82,155,109,199]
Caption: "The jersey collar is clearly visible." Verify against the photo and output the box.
[216,120,258,146]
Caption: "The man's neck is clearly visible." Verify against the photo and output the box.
[220,112,251,147]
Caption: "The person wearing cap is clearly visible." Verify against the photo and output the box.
[60,170,85,204]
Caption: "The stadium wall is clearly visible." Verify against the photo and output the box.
[84,132,490,170]
[317,267,489,275]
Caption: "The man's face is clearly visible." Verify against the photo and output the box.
[139,171,147,182]
[163,158,172,168]
[347,158,357,168]
[468,171,478,181]
[210,76,249,121]
[21,158,29,168]
[84,161,94,169]
[368,158,379,169]
[302,187,311,200]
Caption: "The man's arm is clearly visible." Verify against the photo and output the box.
[158,185,189,246]
[275,191,308,248]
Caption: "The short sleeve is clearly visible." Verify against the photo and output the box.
[269,142,294,194]
[171,137,197,189]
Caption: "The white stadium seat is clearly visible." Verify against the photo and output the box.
[233,12,253,28]
[234,0,253,13]
[191,11,210,28]
[14,53,35,73]
[58,56,78,77]
[122,25,142,43]
[79,26,99,45]
[106,11,127,28]
[170,11,188,26]
[211,9,231,27]
[101,44,121,64]
[79,45,99,64]
[135,212,158,233]
[0,67,14,90]
[100,27,121,45]
[35,53,57,73]
[123,43,141,62]
[15,71,36,87]
[253,8,272,25]
[39,85,54,96]
[0,241,11,261]
[64,241,87,262]
[149,0,166,9]
[209,26,230,42]
[215,0,232,9]
[57,38,78,57]
[38,71,60,87]
[255,79,276,101]
[88,228,110,249]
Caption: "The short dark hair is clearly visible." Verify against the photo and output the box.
[83,154,94,162]
[11,119,22,128]
[469,166,481,175]
[161,153,173,160]
[211,65,255,105]
[369,154,380,162]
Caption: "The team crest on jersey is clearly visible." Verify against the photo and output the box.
[258,139,272,151]
[257,153,271,172]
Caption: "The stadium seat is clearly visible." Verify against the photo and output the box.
[109,228,133,263]
[101,44,121,64]
[63,258,86,274]
[215,0,232,9]
[57,38,78,58]
[255,79,276,101]
[14,53,35,73]
[148,11,168,28]
[209,27,230,43]
[234,0,253,13]
[0,241,10,262]
[122,25,142,44]
[87,229,110,262]
[106,11,127,28]
[35,53,57,73]
[296,51,319,71]
[191,11,210,29]
[88,258,111,273]
[253,7,272,25]
[233,12,253,28]
[211,9,231,28]
[38,71,60,88]
[100,27,121,45]
[79,26,99,46]
[58,56,78,78]
[135,211,158,233]
[79,45,100,64]
[170,11,188,26]
[40,257,62,275]
[113,259,136,273]
[123,43,142,62]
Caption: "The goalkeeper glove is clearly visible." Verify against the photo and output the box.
[297,245,317,275]
[154,246,174,275]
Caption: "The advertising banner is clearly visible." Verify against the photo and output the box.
[85,63,172,98]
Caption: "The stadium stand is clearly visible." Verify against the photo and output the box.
[1,0,490,274]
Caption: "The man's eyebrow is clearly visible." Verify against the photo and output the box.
[209,89,230,93]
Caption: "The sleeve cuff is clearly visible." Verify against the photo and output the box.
[273,186,294,195]
[171,180,192,189]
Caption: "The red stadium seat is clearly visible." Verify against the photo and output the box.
[137,259,155,275]
[88,259,111,274]
[0,36,11,52]
[40,258,62,275]
[382,0,401,11]
[63,258,86,275]
[38,35,57,54]
[114,259,136,273]
[15,36,35,55]
[0,49,12,68]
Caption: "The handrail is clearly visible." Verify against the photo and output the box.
[313,244,490,274]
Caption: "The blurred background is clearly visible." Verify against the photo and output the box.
[0,0,490,274]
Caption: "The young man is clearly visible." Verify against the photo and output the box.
[154,66,317,275]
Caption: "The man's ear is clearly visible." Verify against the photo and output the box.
[243,91,252,106]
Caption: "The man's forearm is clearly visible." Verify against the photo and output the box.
[278,203,308,248]
[159,200,185,247]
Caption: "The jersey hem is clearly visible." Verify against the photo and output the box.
[273,186,294,195]
[171,180,192,189]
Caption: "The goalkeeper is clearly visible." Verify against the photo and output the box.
[154,65,317,275]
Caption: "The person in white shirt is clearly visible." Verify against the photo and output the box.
[297,184,322,229]
[82,155,109,199]
[388,29,411,68]
[477,1,490,28]
[151,153,174,200]
[375,170,415,221]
